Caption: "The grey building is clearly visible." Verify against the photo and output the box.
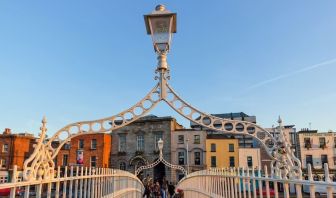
[110,115,183,182]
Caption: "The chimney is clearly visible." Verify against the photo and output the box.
[3,128,11,135]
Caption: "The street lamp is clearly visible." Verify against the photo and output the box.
[144,4,176,55]
[144,5,176,99]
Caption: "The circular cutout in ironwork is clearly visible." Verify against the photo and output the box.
[213,120,222,129]
[80,124,90,133]
[247,126,256,134]
[202,116,211,125]
[114,116,124,126]
[173,100,183,109]
[103,120,112,130]
[235,123,244,132]
[257,131,266,140]
[142,100,153,109]
[151,92,160,102]
[167,92,175,102]
[69,126,79,134]
[191,112,201,121]
[133,106,143,115]
[182,106,192,116]
[124,112,133,121]
[224,123,233,131]
[265,139,275,148]
[92,122,101,132]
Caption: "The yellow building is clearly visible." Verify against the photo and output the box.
[206,135,239,168]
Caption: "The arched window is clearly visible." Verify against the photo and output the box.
[119,162,126,170]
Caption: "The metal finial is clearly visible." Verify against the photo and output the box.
[277,116,282,124]
[42,116,47,124]
[155,4,166,11]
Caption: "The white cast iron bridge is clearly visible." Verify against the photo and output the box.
[1,4,335,198]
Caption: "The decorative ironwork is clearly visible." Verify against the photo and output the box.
[135,139,186,176]
[22,5,302,182]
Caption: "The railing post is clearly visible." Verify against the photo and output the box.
[79,166,84,198]
[264,165,270,198]
[62,166,68,198]
[324,163,333,198]
[74,166,79,198]
[54,166,60,198]
[69,166,73,198]
[258,167,263,198]
[9,165,17,198]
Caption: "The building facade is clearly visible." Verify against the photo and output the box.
[238,148,261,169]
[110,115,183,183]
[297,129,336,171]
[171,129,206,181]
[53,133,111,169]
[0,128,36,183]
[206,134,239,169]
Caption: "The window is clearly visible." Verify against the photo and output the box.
[194,135,200,144]
[64,143,70,150]
[306,155,313,168]
[136,135,144,151]
[334,137,336,148]
[0,176,8,183]
[0,159,6,169]
[211,156,216,167]
[78,139,84,149]
[319,137,326,148]
[62,155,68,166]
[119,162,126,170]
[229,156,235,167]
[247,156,253,167]
[154,133,163,150]
[178,135,184,144]
[194,152,201,165]
[211,143,216,152]
[229,144,234,152]
[321,155,328,166]
[118,134,126,152]
[178,151,185,165]
[2,144,8,152]
[304,138,311,148]
[91,139,97,149]
[90,156,97,167]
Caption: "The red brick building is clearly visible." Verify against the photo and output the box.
[0,128,36,183]
[53,133,111,168]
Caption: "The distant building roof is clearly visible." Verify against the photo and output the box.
[212,112,250,119]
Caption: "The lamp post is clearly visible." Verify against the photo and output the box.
[186,138,189,174]
[144,4,176,99]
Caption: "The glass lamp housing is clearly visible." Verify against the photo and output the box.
[144,5,176,53]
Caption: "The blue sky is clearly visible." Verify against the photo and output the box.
[0,1,336,136]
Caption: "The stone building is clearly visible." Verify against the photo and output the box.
[171,129,206,181]
[0,128,36,183]
[53,133,111,168]
[110,115,183,183]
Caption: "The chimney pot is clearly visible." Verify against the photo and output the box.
[3,128,11,135]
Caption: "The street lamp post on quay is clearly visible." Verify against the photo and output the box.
[186,138,189,174]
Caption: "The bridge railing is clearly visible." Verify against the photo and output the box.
[176,164,336,198]
[0,165,144,198]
